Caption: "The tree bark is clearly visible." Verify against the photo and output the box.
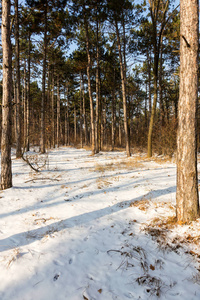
[40,1,47,153]
[57,77,60,148]
[79,72,83,148]
[1,0,12,189]
[95,19,100,154]
[51,70,55,148]
[74,105,77,144]
[176,0,199,223]
[23,61,27,152]
[83,5,95,154]
[115,18,130,157]
[15,0,22,158]
[82,74,88,146]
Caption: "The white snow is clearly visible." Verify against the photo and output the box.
[0,147,200,300]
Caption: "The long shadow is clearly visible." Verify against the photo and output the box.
[0,166,176,220]
[0,187,176,252]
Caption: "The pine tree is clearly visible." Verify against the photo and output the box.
[1,0,12,190]
[176,0,199,223]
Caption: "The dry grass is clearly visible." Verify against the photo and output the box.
[6,248,21,268]
[96,177,112,189]
[95,159,143,173]
[130,198,151,211]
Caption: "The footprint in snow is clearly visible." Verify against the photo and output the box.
[53,274,60,281]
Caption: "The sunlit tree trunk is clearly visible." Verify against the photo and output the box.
[115,18,130,157]
[57,77,60,148]
[79,72,83,148]
[26,31,31,151]
[1,0,12,189]
[83,5,95,154]
[95,19,100,154]
[40,1,47,153]
[82,74,88,146]
[176,0,199,223]
[74,105,77,144]
[51,70,55,148]
[15,0,22,158]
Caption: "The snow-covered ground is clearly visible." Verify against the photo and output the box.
[0,147,200,300]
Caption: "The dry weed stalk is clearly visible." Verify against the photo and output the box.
[6,248,21,268]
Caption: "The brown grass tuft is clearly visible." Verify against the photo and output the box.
[130,198,150,211]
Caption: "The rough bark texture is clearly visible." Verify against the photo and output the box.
[1,0,12,189]
[26,32,31,151]
[15,0,22,158]
[176,0,199,223]
[40,2,47,153]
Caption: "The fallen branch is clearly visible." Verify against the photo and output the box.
[22,151,49,172]
[25,178,60,183]
[22,154,40,172]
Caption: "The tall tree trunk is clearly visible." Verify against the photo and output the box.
[147,49,152,121]
[111,91,116,151]
[23,62,27,151]
[57,77,60,148]
[15,0,21,158]
[79,72,83,148]
[176,0,199,223]
[64,86,67,146]
[115,18,130,157]
[40,2,47,153]
[74,105,77,144]
[51,71,55,148]
[147,43,159,157]
[1,0,12,189]
[66,84,70,146]
[147,0,169,157]
[118,100,122,147]
[82,74,88,146]
[95,19,100,154]
[83,5,95,154]
[26,31,31,151]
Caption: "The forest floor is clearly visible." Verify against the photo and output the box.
[0,147,200,300]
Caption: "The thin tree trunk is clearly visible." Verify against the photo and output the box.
[26,32,31,151]
[15,0,21,158]
[64,86,67,146]
[176,0,199,223]
[74,105,77,144]
[79,72,83,148]
[23,62,27,152]
[83,5,95,154]
[147,46,159,157]
[1,0,12,189]
[57,77,60,148]
[147,49,152,121]
[95,19,100,154]
[51,71,55,148]
[66,84,70,146]
[118,100,122,147]
[111,91,116,151]
[82,74,88,146]
[115,18,130,157]
[40,2,47,153]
